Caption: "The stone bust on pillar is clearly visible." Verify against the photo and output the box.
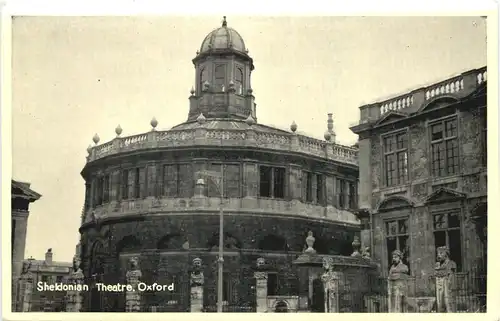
[387,250,409,313]
[190,257,205,286]
[435,246,456,312]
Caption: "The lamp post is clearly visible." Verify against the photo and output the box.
[200,165,225,312]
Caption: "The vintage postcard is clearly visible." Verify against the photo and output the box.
[2,1,498,320]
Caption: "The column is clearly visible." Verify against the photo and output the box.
[190,258,205,312]
[125,258,142,312]
[254,272,268,313]
[66,269,84,312]
[20,272,34,312]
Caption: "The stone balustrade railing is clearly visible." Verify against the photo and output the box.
[83,196,360,226]
[358,66,487,124]
[87,128,358,165]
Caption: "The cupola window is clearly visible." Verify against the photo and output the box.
[199,68,207,93]
[214,65,226,92]
[235,67,243,95]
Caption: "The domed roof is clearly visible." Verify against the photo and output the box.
[199,17,246,54]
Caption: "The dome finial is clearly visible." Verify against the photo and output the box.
[222,16,227,27]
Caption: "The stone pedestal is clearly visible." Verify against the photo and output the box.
[435,276,455,312]
[125,259,142,312]
[387,279,407,313]
[20,273,34,312]
[65,269,84,312]
[254,271,268,312]
[190,258,204,312]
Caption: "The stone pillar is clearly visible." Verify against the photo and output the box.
[254,271,268,313]
[190,258,205,312]
[66,269,84,312]
[20,272,34,312]
[357,138,372,209]
[435,246,457,312]
[321,257,340,313]
[387,278,407,312]
[125,257,142,312]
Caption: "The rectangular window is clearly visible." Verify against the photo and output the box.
[383,131,408,186]
[348,181,357,209]
[259,166,286,199]
[134,168,140,198]
[178,164,193,198]
[316,174,324,204]
[102,175,110,203]
[207,164,241,198]
[214,65,226,91]
[304,172,313,203]
[163,164,178,197]
[433,211,462,271]
[56,276,63,283]
[338,179,345,209]
[481,109,487,166]
[41,275,48,283]
[267,272,279,296]
[222,272,230,302]
[11,219,16,259]
[431,118,459,177]
[385,218,410,273]
[121,170,129,200]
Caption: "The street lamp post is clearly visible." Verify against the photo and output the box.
[217,164,224,313]
[200,166,225,312]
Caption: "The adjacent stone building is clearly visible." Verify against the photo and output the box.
[350,67,487,300]
[78,17,362,312]
[11,179,41,311]
[16,249,73,312]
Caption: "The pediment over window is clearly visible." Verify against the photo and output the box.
[423,187,466,204]
[375,111,407,126]
[419,95,460,113]
[377,195,414,212]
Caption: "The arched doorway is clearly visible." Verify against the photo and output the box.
[275,301,289,312]
[311,278,325,312]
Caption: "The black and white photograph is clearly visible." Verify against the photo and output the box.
[5,4,496,317]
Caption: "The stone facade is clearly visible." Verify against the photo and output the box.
[78,18,361,312]
[11,180,41,312]
[351,67,487,297]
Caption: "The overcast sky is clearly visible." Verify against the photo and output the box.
[12,16,486,262]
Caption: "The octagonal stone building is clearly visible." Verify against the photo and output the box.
[78,17,361,312]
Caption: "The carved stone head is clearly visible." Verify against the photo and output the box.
[256,257,266,268]
[129,257,139,270]
[192,257,202,268]
[322,257,333,271]
[392,250,403,264]
[436,246,449,262]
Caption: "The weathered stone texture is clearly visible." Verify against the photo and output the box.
[459,109,483,173]
[409,123,429,181]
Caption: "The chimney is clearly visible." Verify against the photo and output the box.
[327,113,336,143]
[327,113,334,133]
[45,248,53,265]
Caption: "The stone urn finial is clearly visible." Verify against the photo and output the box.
[290,121,297,133]
[351,236,361,257]
[305,231,316,254]
[92,133,100,145]
[87,145,92,154]
[245,114,255,126]
[150,117,158,130]
[324,130,331,141]
[190,86,195,96]
[115,124,123,137]
[197,113,206,125]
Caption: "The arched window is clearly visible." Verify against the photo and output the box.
[199,68,207,92]
[214,65,226,92]
[235,68,243,94]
